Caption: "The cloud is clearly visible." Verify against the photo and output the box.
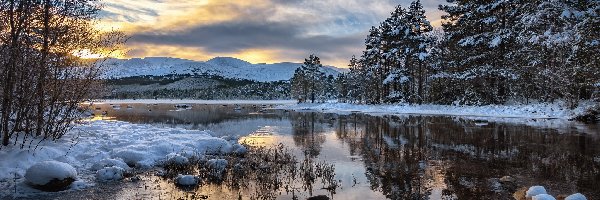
[100,0,447,67]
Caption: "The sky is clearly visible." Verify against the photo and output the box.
[98,0,446,68]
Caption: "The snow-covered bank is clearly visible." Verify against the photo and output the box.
[95,99,296,105]
[279,102,596,119]
[0,120,240,198]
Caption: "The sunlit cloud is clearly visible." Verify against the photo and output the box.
[98,0,446,68]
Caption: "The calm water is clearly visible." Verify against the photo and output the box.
[59,103,600,199]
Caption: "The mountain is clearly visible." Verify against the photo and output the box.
[101,57,346,82]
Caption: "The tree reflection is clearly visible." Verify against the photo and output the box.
[290,112,326,158]
[327,114,600,199]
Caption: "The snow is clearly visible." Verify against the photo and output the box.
[232,144,248,155]
[526,186,548,198]
[96,166,124,182]
[90,158,130,171]
[532,194,556,200]
[175,174,199,186]
[165,153,190,165]
[0,120,245,197]
[490,36,502,47]
[280,101,593,120]
[101,57,344,82]
[565,193,587,200]
[24,161,77,186]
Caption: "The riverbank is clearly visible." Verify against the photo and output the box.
[278,101,598,120]
[0,120,241,198]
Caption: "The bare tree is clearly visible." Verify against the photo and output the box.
[0,0,125,147]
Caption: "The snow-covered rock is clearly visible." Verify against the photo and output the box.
[207,159,228,172]
[165,153,190,166]
[526,186,548,198]
[565,193,587,200]
[25,161,77,191]
[197,138,233,155]
[207,159,228,179]
[532,194,556,200]
[90,158,131,171]
[232,144,248,155]
[175,174,199,186]
[96,166,125,182]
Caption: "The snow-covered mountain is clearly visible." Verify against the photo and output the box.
[101,57,346,82]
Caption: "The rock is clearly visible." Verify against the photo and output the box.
[130,176,142,182]
[175,174,199,186]
[165,153,190,166]
[25,161,77,192]
[532,194,556,200]
[232,144,248,155]
[307,195,330,200]
[500,175,515,183]
[564,193,587,200]
[498,176,517,191]
[526,186,548,198]
[207,159,228,180]
[513,187,528,200]
[207,159,228,172]
[96,166,125,182]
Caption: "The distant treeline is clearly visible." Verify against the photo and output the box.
[105,75,291,100]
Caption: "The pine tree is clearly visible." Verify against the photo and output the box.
[291,67,308,102]
[361,27,384,104]
[440,0,519,105]
[346,55,365,103]
[291,54,326,103]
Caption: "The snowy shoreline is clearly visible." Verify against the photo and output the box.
[0,120,243,198]
[96,99,595,120]
[278,102,596,120]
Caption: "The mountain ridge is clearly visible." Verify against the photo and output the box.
[101,56,347,82]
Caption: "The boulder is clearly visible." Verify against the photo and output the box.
[25,161,77,192]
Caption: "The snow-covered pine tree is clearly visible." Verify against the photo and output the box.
[406,0,433,104]
[291,67,308,102]
[346,55,365,103]
[380,5,410,103]
[440,0,519,105]
[425,28,451,104]
[291,54,326,103]
[361,27,385,104]
[336,73,349,103]
[570,0,600,103]
[516,0,589,107]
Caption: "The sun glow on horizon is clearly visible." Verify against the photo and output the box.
[73,49,126,59]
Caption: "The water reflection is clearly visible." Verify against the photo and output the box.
[87,104,600,199]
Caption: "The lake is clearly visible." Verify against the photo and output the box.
[38,103,600,200]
